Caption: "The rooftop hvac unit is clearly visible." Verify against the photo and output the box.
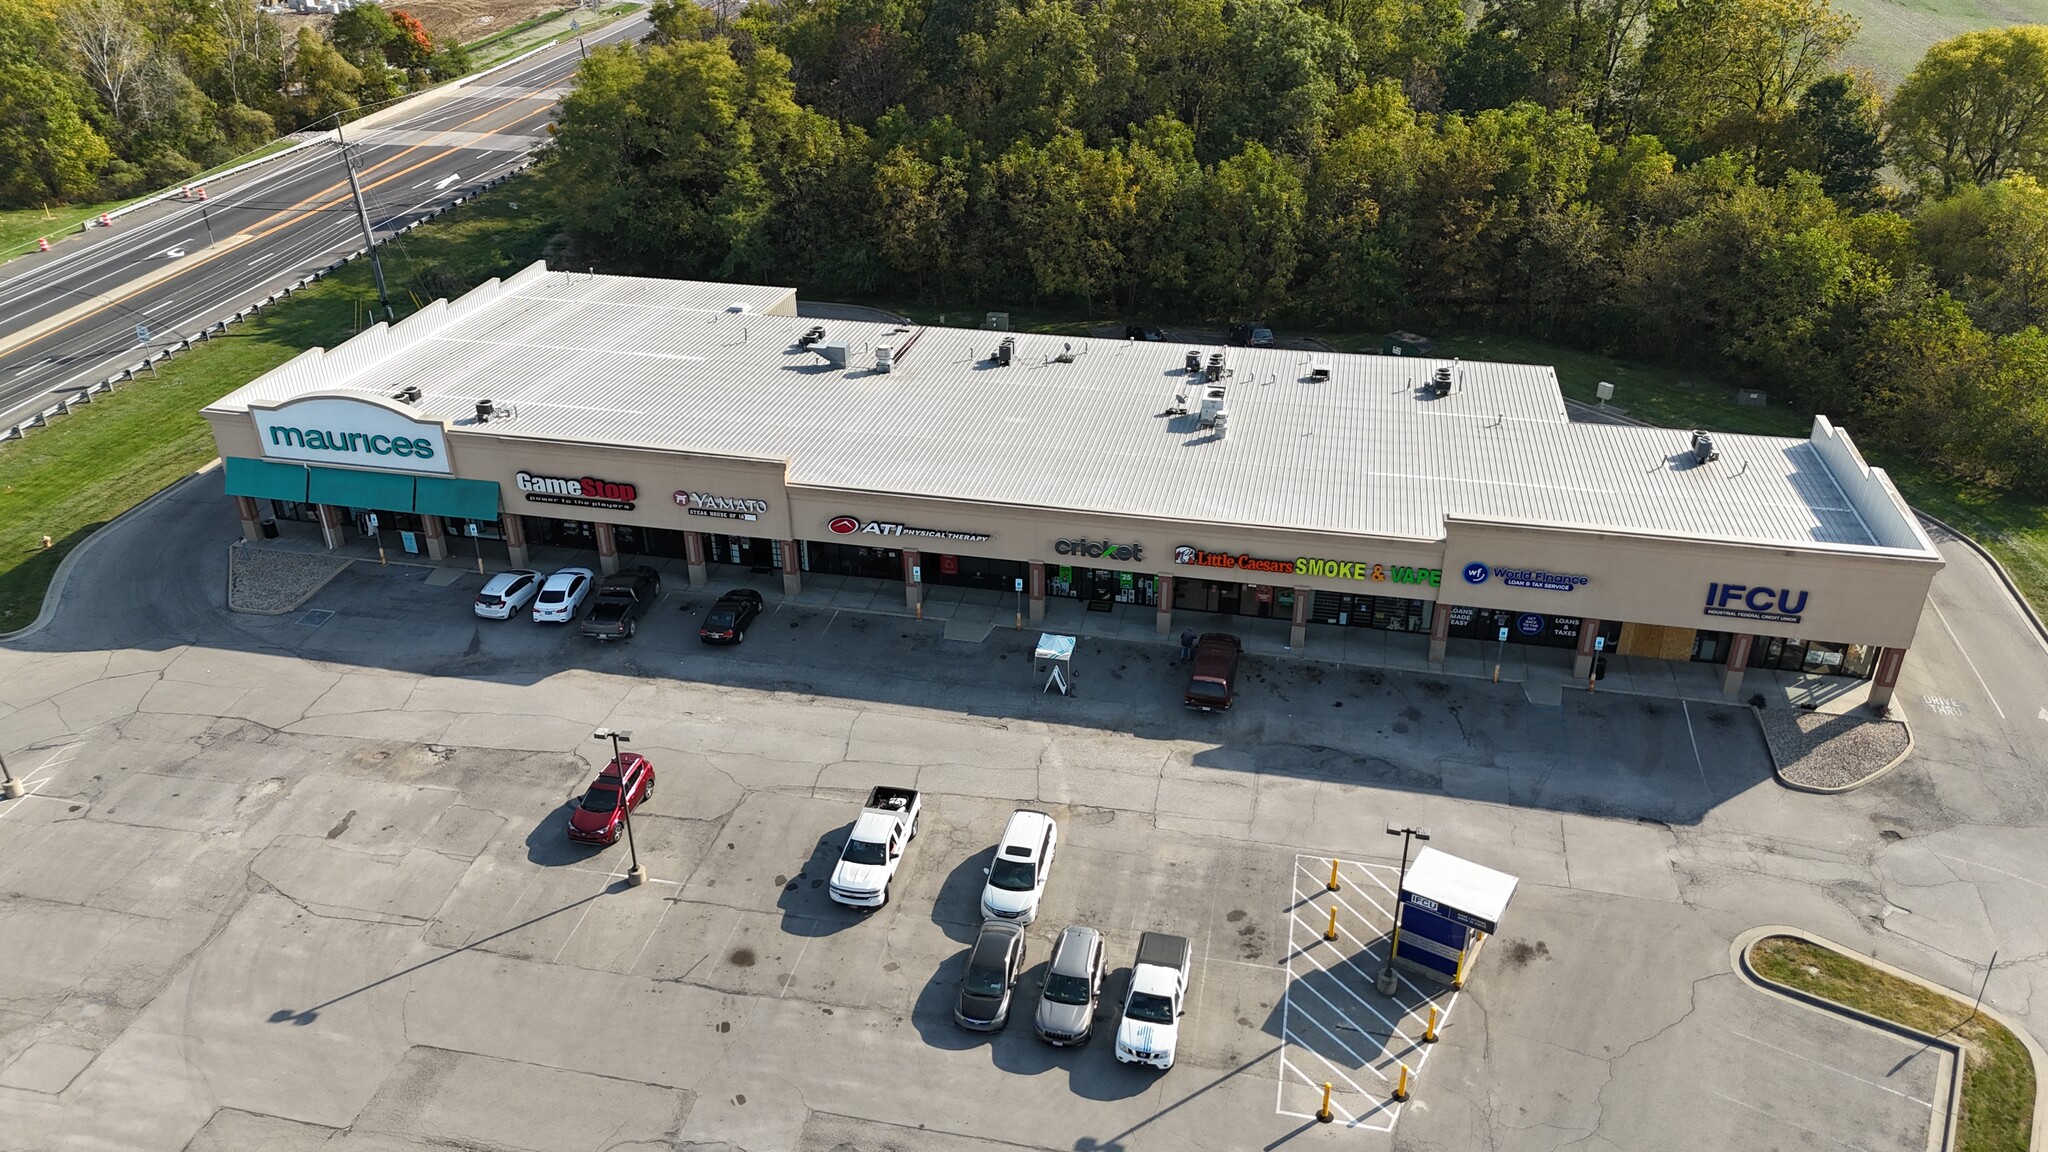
[1205,352,1227,382]
[394,384,422,404]
[1184,348,1202,374]
[1690,430,1719,464]
[798,325,826,347]
[1199,387,1228,428]
[816,342,849,367]
[1308,361,1330,382]
[995,336,1016,367]
[475,399,494,424]
[727,302,751,313]
[1212,409,1230,439]
[1431,367,1453,397]
[875,345,894,373]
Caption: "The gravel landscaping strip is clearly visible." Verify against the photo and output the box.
[1757,705,1912,791]
[227,543,354,614]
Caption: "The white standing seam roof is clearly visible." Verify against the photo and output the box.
[1400,847,1518,928]
[207,264,1902,550]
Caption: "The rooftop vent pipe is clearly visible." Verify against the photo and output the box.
[475,399,494,424]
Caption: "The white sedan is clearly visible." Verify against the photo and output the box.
[473,569,541,619]
[531,567,596,623]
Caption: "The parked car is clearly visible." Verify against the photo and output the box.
[980,808,1058,925]
[1228,321,1276,348]
[954,920,1028,1032]
[697,588,764,644]
[473,569,540,619]
[580,565,662,640]
[1124,324,1169,342]
[829,786,921,908]
[531,567,596,623]
[1184,632,1244,711]
[566,752,655,845]
[1035,924,1106,1045]
[1115,931,1192,1069]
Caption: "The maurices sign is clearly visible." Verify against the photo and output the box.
[253,396,451,474]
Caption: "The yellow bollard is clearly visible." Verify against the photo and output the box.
[1316,1081,1333,1123]
[1424,1005,1439,1043]
[1324,904,1339,941]
[1393,1063,1410,1101]
[1327,858,1341,892]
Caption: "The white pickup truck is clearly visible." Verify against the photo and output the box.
[828,786,921,908]
[1115,931,1192,1069]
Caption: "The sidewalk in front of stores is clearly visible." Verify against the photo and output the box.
[253,524,1875,715]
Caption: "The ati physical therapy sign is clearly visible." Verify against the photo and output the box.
[253,397,451,474]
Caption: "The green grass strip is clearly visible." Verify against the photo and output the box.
[1750,935,2035,1152]
[0,185,560,633]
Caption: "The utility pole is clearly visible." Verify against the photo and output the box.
[335,119,395,323]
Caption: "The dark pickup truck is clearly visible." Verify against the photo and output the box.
[579,565,662,640]
[1183,632,1243,711]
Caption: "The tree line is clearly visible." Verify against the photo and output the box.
[0,0,469,206]
[543,1,2048,494]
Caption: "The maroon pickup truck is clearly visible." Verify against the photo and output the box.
[1183,633,1243,711]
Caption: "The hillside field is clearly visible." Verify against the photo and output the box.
[1835,0,2041,87]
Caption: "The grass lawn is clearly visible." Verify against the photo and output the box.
[1833,0,2038,88]
[0,186,561,634]
[0,199,134,262]
[1750,935,2034,1152]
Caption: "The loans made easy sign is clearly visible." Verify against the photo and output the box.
[253,397,451,474]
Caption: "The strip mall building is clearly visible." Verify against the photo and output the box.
[203,263,1944,706]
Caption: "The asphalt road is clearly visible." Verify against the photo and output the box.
[0,15,648,430]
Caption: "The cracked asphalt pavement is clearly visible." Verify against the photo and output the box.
[0,473,2044,1151]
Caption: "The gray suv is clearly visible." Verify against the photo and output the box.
[954,921,1027,1031]
[1034,924,1105,1045]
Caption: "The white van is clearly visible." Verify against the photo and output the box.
[981,809,1058,925]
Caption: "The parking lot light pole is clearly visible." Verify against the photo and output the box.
[1377,824,1430,995]
[0,750,21,800]
[593,728,646,886]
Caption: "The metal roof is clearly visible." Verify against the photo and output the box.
[207,263,1908,551]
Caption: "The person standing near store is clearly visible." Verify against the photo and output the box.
[1179,629,1197,662]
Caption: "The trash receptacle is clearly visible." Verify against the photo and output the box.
[260,518,278,539]
[1591,655,1608,681]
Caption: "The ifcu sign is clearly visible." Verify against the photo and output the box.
[1704,581,1810,624]
[253,396,450,474]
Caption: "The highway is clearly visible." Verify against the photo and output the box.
[0,14,648,430]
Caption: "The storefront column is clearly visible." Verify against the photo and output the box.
[1867,647,1906,712]
[502,513,530,568]
[1028,562,1046,623]
[781,539,801,596]
[902,549,922,611]
[593,522,620,576]
[1722,633,1754,697]
[234,495,264,543]
[1154,574,1174,635]
[1428,602,1451,665]
[1571,618,1604,679]
[420,514,449,561]
[1289,586,1311,649]
[684,531,709,588]
[315,503,347,551]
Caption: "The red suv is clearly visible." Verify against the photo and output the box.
[566,753,655,845]
[1183,633,1243,711]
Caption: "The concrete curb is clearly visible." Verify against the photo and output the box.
[0,462,220,645]
[1916,510,2048,653]
[1753,705,1918,795]
[1734,925,2048,1152]
[1732,927,1962,1152]
[223,543,356,616]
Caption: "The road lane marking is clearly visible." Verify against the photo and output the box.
[1682,699,1708,788]
[1928,598,2005,719]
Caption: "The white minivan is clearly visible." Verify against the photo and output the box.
[981,809,1058,925]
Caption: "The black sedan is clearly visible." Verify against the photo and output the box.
[697,589,764,644]
[1124,324,1169,341]
[955,920,1028,1032]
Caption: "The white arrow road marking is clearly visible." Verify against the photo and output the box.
[2038,707,2047,722]
[434,172,463,191]
[157,239,194,258]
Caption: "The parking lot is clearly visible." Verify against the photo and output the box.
[0,480,1982,1151]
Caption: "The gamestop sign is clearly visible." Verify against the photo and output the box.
[253,396,450,474]
[516,471,638,511]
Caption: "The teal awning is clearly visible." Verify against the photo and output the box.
[307,465,416,511]
[223,457,307,503]
[413,476,501,521]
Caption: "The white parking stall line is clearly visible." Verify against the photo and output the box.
[1712,1092,1881,1152]
[1276,1052,1364,1126]
[1731,1031,1934,1107]
[0,742,83,824]
[1285,934,1413,1042]
[1297,861,1398,926]
[1281,1027,1378,1094]
[1279,983,1389,1075]
[1929,598,2006,720]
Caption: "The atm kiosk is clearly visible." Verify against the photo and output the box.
[1393,847,1518,988]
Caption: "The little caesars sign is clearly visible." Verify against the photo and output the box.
[253,397,451,474]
